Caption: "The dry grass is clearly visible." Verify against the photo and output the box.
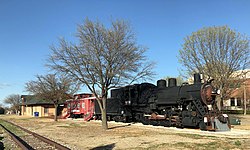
[1,115,250,150]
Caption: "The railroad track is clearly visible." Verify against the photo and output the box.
[0,119,70,150]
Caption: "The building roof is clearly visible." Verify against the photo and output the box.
[20,95,54,106]
[229,78,250,99]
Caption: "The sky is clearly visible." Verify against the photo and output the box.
[0,0,250,105]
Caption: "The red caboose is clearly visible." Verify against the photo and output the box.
[63,93,96,121]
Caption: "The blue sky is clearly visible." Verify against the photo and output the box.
[0,0,250,104]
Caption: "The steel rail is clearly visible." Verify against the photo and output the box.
[1,119,70,150]
[0,124,32,150]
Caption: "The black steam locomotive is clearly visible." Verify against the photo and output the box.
[96,74,230,131]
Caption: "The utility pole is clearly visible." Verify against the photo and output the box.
[244,81,247,115]
[243,73,247,115]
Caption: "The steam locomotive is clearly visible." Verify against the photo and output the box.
[95,73,231,131]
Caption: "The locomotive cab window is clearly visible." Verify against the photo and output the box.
[130,89,136,98]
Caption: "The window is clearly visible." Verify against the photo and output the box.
[44,107,49,114]
[237,98,241,106]
[82,103,85,109]
[230,98,235,106]
[130,89,136,98]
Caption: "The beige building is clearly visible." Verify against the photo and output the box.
[21,95,55,117]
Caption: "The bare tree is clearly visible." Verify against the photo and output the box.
[178,26,250,109]
[47,19,155,129]
[25,74,79,121]
[164,75,186,86]
[4,94,21,114]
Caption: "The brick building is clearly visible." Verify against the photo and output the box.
[223,70,250,111]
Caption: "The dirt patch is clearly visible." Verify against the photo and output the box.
[1,115,250,150]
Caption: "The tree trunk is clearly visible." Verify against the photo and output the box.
[101,96,108,130]
[217,87,224,111]
[216,96,222,111]
[54,103,58,121]
[220,97,224,111]
[101,108,108,130]
[15,109,18,115]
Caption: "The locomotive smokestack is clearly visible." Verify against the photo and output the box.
[157,80,166,88]
[168,78,177,87]
[194,73,201,84]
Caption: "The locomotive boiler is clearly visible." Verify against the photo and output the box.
[106,73,230,131]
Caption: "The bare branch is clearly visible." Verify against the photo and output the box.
[47,18,155,129]
[179,26,250,109]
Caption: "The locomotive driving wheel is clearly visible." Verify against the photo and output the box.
[176,115,183,128]
[199,121,207,131]
[138,113,150,125]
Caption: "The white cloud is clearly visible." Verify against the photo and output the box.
[0,83,11,89]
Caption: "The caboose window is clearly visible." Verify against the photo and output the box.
[82,103,85,108]
[77,103,80,108]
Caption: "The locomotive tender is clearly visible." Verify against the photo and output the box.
[98,73,230,131]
